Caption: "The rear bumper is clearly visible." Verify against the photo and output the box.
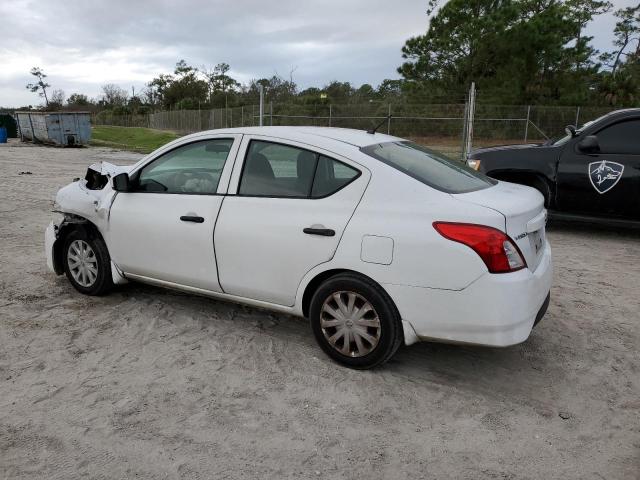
[386,241,553,347]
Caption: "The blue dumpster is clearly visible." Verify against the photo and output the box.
[0,127,7,143]
[14,112,91,146]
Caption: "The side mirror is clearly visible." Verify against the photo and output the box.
[565,125,577,137]
[112,172,132,192]
[577,135,600,154]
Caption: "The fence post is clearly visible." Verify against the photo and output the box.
[524,105,531,142]
[462,82,476,160]
[329,104,332,127]
[270,102,273,126]
[241,106,244,127]
[387,104,391,134]
[460,101,469,160]
[575,106,581,128]
[468,82,476,156]
[258,86,264,126]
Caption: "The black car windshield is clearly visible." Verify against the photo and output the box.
[361,141,496,194]
[551,112,614,146]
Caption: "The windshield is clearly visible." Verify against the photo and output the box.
[361,141,496,194]
[551,114,610,146]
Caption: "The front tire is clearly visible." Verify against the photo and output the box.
[530,176,552,209]
[63,229,113,296]
[309,273,403,369]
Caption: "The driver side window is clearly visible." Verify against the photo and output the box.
[137,138,234,194]
[595,120,640,155]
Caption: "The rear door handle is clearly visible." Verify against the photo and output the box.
[180,215,204,223]
[303,227,335,237]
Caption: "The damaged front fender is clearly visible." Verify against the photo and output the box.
[55,160,130,225]
[47,160,132,282]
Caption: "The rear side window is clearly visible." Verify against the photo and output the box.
[361,141,495,194]
[239,140,360,198]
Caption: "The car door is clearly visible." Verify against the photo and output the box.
[556,117,640,219]
[214,136,370,306]
[108,134,242,291]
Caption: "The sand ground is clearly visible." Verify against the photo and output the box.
[1,139,638,479]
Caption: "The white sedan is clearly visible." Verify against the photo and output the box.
[45,127,552,368]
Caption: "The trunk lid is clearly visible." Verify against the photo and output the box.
[453,181,547,271]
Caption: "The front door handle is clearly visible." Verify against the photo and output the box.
[303,227,335,237]
[180,215,204,223]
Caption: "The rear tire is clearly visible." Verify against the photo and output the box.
[63,229,113,296]
[309,273,403,369]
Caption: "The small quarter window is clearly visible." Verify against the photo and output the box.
[311,156,360,198]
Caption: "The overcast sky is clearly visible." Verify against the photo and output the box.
[0,0,637,107]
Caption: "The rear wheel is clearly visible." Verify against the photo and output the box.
[63,229,113,295]
[309,273,403,369]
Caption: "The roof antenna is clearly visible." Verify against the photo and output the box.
[367,115,391,134]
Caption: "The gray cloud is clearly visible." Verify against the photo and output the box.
[0,0,635,106]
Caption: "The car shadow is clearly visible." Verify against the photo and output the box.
[547,218,640,238]
[111,280,564,405]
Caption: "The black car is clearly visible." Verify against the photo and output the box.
[467,109,640,223]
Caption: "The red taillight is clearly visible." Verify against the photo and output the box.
[433,222,526,273]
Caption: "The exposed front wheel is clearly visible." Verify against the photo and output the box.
[63,230,113,295]
[309,273,403,369]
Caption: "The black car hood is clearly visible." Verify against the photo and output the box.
[470,143,543,156]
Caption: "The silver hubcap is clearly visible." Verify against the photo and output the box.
[320,291,381,357]
[67,240,98,287]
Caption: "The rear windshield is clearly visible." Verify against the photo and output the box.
[361,141,496,194]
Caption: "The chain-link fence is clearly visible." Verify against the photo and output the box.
[92,102,618,159]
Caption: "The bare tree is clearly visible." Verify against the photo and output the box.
[49,89,65,109]
[26,67,51,107]
[101,84,128,107]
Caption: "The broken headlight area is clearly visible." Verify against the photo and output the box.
[85,168,109,190]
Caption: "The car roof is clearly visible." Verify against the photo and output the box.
[193,126,403,148]
[608,108,640,115]
[593,108,640,122]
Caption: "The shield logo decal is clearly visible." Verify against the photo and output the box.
[588,160,624,194]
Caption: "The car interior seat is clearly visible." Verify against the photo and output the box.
[240,152,276,195]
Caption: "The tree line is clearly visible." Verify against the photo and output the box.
[400,0,640,105]
[21,0,640,114]
[22,61,404,115]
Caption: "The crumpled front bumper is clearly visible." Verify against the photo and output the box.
[45,221,58,273]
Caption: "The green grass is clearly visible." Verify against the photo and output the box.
[91,126,180,153]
